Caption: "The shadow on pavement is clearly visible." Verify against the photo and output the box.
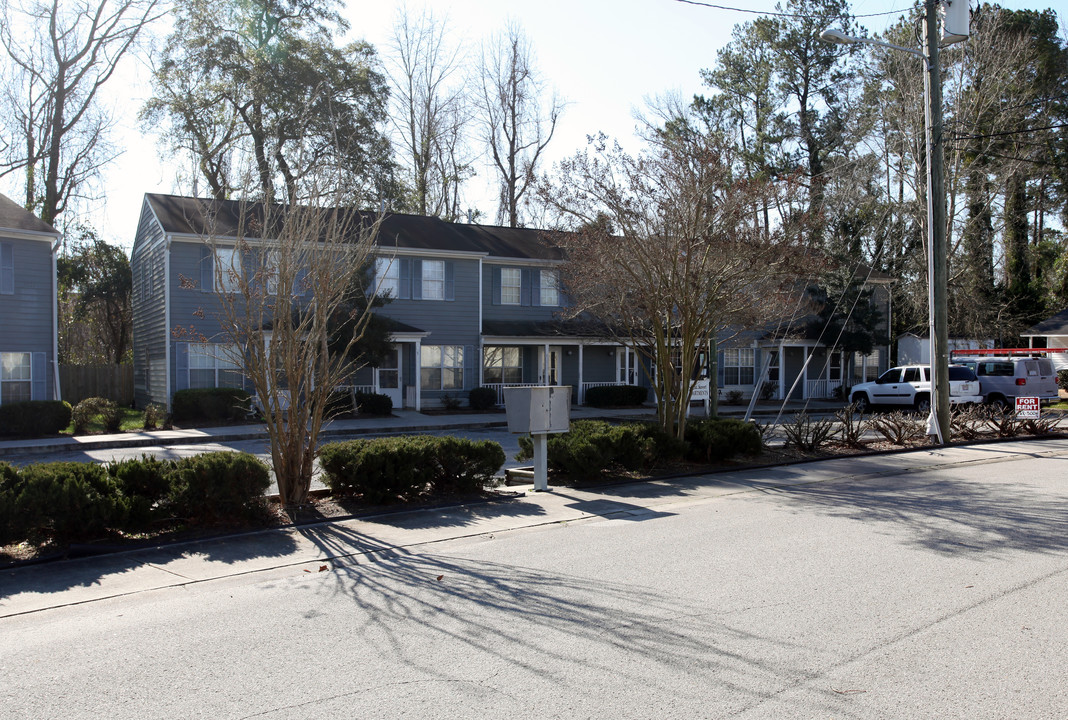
[749,454,1068,557]
[361,494,549,531]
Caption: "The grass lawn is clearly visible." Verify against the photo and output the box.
[64,407,146,435]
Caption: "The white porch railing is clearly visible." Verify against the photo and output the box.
[805,378,843,400]
[482,382,543,406]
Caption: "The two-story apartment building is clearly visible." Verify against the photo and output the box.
[0,194,61,406]
[131,194,889,410]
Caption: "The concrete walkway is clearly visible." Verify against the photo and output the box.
[0,399,846,459]
[3,435,1066,618]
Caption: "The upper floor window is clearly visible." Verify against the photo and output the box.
[540,269,560,306]
[1,352,31,404]
[422,259,445,300]
[0,242,13,295]
[375,257,400,297]
[500,268,521,305]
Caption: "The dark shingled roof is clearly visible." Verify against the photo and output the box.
[0,194,58,235]
[1023,308,1068,336]
[145,194,563,261]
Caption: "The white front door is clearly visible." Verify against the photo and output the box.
[376,345,403,407]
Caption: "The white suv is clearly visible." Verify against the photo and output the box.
[850,365,983,413]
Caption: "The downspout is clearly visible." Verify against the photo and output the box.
[164,234,173,412]
[50,237,61,401]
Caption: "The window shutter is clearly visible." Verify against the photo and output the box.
[444,261,455,301]
[531,270,542,307]
[520,269,531,306]
[175,342,190,392]
[412,259,423,300]
[199,246,213,292]
[0,242,14,294]
[716,350,725,388]
[464,345,475,389]
[31,352,47,400]
[399,258,411,299]
[491,267,501,305]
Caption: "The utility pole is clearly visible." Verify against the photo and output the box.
[924,0,950,443]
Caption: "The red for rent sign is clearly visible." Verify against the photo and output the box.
[1015,397,1040,419]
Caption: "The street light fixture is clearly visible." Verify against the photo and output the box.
[820,0,968,444]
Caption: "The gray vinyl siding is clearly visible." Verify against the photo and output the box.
[581,349,618,384]
[0,235,55,402]
[131,202,169,407]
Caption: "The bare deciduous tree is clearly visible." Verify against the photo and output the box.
[386,5,472,220]
[538,116,815,439]
[478,22,562,228]
[0,0,162,224]
[186,183,382,507]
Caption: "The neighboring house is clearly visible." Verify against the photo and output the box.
[896,334,994,365]
[0,193,61,406]
[131,193,890,410]
[1022,308,1068,370]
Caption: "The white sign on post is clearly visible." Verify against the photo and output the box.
[1015,396,1040,419]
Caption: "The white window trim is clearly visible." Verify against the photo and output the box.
[0,351,32,404]
[422,259,445,300]
[374,257,399,298]
[540,269,560,307]
[723,348,755,385]
[484,346,523,384]
[421,344,464,390]
[500,268,521,305]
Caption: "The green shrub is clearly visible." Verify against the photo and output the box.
[517,420,663,481]
[319,437,431,503]
[427,436,505,494]
[583,384,648,408]
[171,388,251,424]
[685,418,762,462]
[323,389,354,417]
[1058,369,1068,391]
[6,462,128,543]
[72,396,123,434]
[167,452,270,524]
[107,455,175,526]
[0,400,72,437]
[142,402,169,430]
[354,391,392,416]
[0,462,21,543]
[469,386,498,411]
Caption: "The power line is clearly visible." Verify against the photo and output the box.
[673,0,911,20]
[950,122,1068,141]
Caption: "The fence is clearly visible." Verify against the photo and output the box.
[59,364,134,406]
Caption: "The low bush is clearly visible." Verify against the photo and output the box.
[171,388,251,424]
[72,396,123,434]
[354,391,392,416]
[469,386,498,411]
[583,384,648,408]
[142,402,170,430]
[107,455,175,526]
[167,452,271,524]
[6,462,128,543]
[439,393,462,411]
[723,390,744,405]
[869,410,924,445]
[320,435,507,502]
[835,403,867,448]
[324,389,355,417]
[0,462,21,544]
[782,412,836,451]
[1057,369,1068,391]
[685,418,762,462]
[0,400,72,437]
[517,420,664,481]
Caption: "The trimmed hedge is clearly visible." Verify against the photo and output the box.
[0,400,73,437]
[107,455,175,526]
[171,388,252,423]
[72,396,123,434]
[354,391,392,416]
[469,386,498,411]
[4,462,128,543]
[584,384,648,408]
[518,420,670,481]
[319,435,505,503]
[684,417,762,463]
[167,452,271,524]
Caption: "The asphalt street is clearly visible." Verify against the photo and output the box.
[2,438,1067,719]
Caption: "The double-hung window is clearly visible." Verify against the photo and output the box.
[0,352,31,404]
[216,248,242,293]
[421,345,464,390]
[540,269,560,306]
[484,347,523,384]
[189,344,244,389]
[374,257,400,297]
[723,348,755,385]
[500,268,521,305]
[0,242,13,295]
[422,260,445,300]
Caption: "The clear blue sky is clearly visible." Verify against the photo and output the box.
[3,0,1051,250]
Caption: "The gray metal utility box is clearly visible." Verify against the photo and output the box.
[503,386,571,434]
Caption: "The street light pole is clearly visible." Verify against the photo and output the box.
[820,0,962,444]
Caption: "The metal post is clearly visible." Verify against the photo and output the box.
[532,433,548,491]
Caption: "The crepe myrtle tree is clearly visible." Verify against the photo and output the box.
[538,118,815,440]
[178,187,383,508]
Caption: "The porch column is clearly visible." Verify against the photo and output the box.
[578,344,584,404]
[778,342,785,401]
[543,342,550,384]
[414,338,422,412]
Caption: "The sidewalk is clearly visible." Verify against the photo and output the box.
[3,435,1065,618]
[0,399,845,459]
